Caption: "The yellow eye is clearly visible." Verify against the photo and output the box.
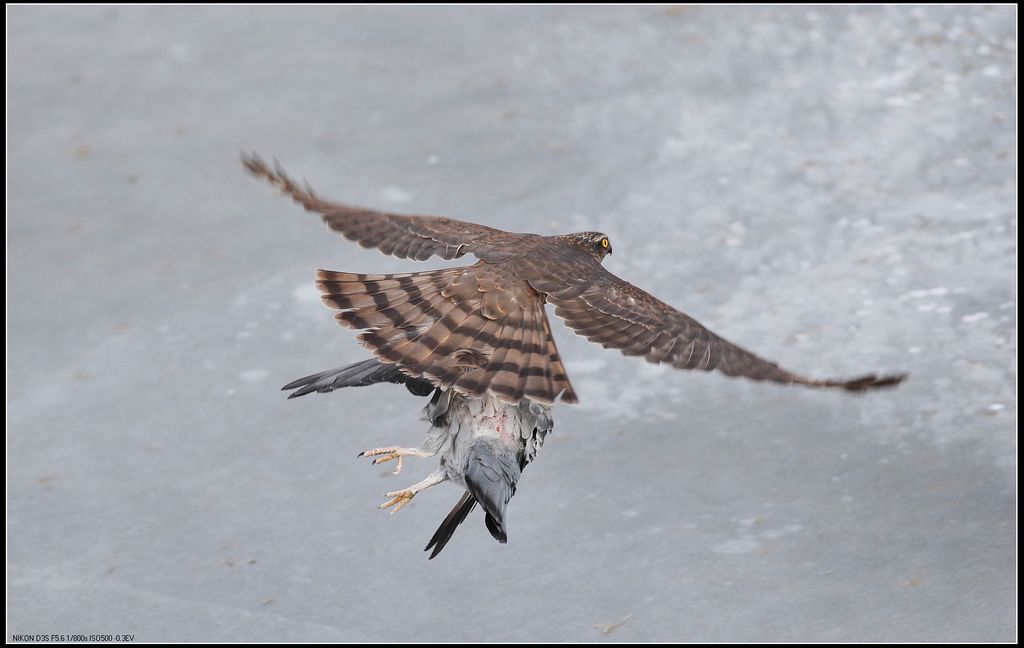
[600,238,610,249]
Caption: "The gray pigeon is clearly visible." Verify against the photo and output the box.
[283,359,552,558]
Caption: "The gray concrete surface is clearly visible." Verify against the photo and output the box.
[7,5,1016,642]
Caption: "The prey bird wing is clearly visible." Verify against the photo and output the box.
[242,153,516,262]
[531,255,906,391]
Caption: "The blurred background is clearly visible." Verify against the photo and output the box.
[7,5,1015,641]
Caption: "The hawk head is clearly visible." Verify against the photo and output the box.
[571,231,613,261]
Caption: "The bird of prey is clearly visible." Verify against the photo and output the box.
[243,153,905,559]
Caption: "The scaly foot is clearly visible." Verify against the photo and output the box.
[379,488,415,513]
[358,446,432,475]
[375,470,448,514]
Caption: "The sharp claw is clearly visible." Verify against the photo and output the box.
[359,447,427,476]
[360,444,432,474]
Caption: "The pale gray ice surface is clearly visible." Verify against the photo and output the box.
[7,5,1016,642]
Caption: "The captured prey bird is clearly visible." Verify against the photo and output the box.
[243,153,906,559]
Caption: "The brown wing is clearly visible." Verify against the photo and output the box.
[243,153,514,262]
[538,258,906,392]
[315,262,578,405]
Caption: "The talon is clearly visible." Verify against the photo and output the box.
[358,446,431,475]
[369,453,403,474]
[379,489,415,514]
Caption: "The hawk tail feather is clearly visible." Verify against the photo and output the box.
[316,264,578,404]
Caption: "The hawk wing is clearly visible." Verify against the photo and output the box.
[243,153,511,262]
[537,258,906,392]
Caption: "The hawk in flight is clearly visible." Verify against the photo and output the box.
[244,154,905,558]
